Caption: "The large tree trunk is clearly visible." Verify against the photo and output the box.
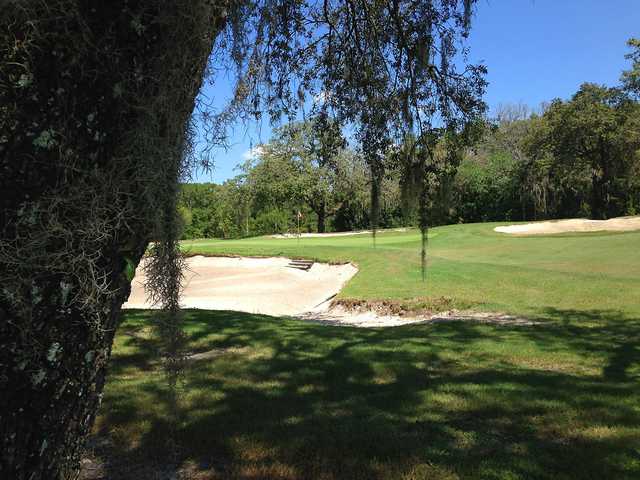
[0,2,225,478]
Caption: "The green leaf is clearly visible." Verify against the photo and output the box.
[124,257,136,282]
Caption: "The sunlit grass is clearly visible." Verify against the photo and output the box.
[182,223,640,318]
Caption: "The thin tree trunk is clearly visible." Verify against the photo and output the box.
[592,140,611,220]
[317,200,327,233]
[370,167,382,246]
[591,172,607,220]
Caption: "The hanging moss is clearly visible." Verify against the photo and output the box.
[0,2,225,478]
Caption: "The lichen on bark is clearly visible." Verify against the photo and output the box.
[0,1,227,478]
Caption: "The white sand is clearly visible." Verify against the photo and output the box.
[272,231,372,238]
[124,254,536,328]
[271,228,408,238]
[123,255,358,317]
[494,216,640,235]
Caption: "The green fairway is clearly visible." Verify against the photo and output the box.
[182,223,640,318]
[89,224,640,479]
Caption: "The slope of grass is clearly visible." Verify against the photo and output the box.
[183,223,640,318]
[87,223,640,479]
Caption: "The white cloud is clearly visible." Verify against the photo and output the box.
[242,145,264,161]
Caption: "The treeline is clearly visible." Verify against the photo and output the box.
[179,40,640,238]
[454,85,640,223]
[178,142,405,239]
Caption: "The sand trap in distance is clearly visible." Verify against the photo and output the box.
[271,228,407,238]
[124,255,539,328]
[494,216,640,235]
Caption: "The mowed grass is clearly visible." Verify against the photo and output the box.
[183,223,640,317]
[89,223,640,479]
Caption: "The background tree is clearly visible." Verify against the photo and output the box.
[303,111,347,233]
[241,128,308,234]
[535,84,640,219]
[177,38,640,241]
[622,38,640,96]
[240,118,347,234]
[331,150,374,230]
[221,0,486,254]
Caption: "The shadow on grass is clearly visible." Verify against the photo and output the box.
[83,308,640,480]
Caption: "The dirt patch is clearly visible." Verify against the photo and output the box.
[334,297,461,317]
[494,216,640,235]
[298,306,538,328]
[297,298,538,328]
[298,306,540,328]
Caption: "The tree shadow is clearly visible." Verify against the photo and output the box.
[82,308,640,479]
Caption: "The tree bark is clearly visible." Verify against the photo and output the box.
[0,239,148,480]
[0,2,226,478]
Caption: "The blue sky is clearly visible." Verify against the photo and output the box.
[190,0,639,184]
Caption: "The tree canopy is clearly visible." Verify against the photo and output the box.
[1,3,486,477]
[179,40,640,238]
[622,38,640,96]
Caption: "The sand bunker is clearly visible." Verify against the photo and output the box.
[124,255,358,317]
[272,231,371,238]
[124,255,536,328]
[494,216,640,235]
[271,228,407,238]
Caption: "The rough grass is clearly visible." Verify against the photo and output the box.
[86,223,640,479]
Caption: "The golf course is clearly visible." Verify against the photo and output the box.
[6,3,640,479]
[85,222,640,479]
